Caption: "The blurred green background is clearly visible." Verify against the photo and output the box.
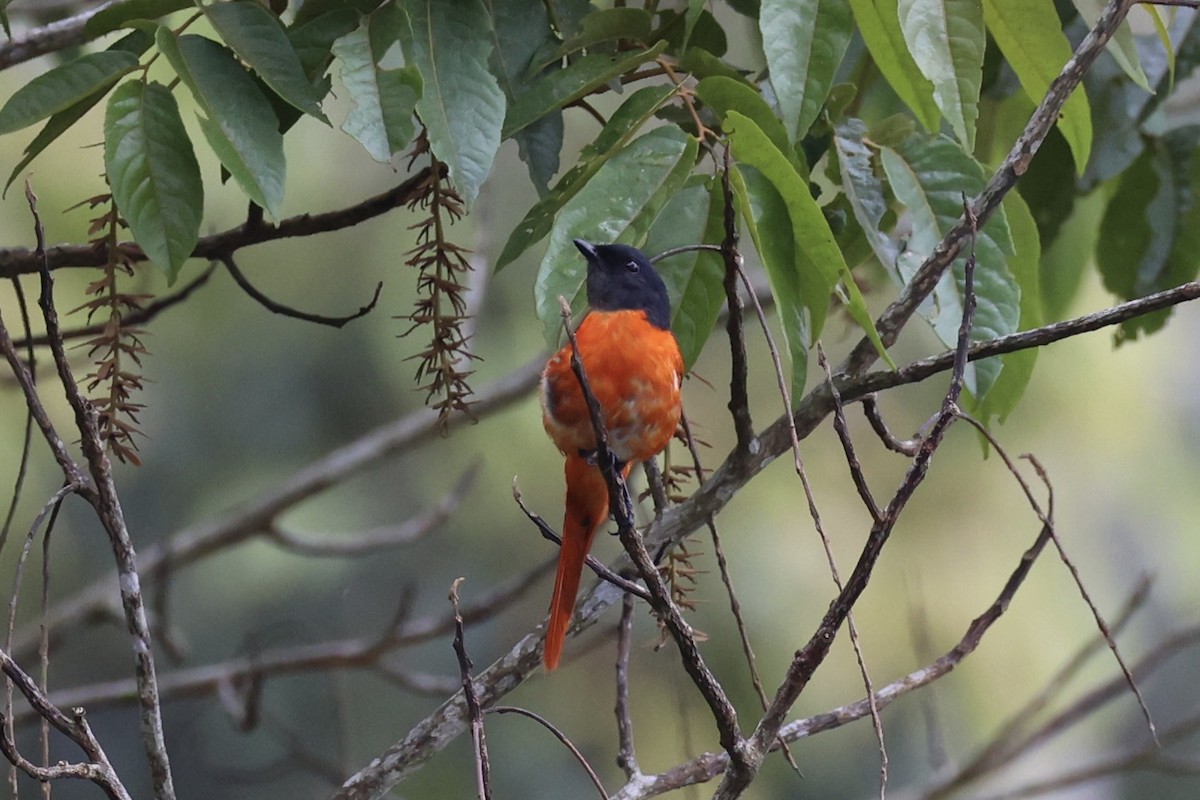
[1,5,1199,800]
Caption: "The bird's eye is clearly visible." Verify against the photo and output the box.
[625,260,640,273]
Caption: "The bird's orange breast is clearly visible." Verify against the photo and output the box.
[541,310,684,464]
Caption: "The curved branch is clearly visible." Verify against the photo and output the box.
[221,255,383,328]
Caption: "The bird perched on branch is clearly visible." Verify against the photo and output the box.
[539,239,684,670]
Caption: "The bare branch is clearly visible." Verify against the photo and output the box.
[0,169,436,279]
[488,707,609,799]
[450,579,491,800]
[267,464,479,557]
[221,255,383,328]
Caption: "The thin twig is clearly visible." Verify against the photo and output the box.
[222,255,382,328]
[12,265,216,349]
[719,147,755,454]
[488,707,609,799]
[512,479,651,602]
[818,345,881,522]
[450,579,491,800]
[615,592,639,779]
[925,576,1155,797]
[267,464,479,557]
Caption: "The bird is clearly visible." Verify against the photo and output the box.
[539,238,684,670]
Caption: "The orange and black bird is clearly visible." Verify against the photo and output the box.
[540,239,684,670]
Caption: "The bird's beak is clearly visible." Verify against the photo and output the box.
[573,238,599,263]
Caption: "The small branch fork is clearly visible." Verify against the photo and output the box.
[0,646,130,800]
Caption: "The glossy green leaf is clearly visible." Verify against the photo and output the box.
[84,0,193,37]
[731,164,814,399]
[0,51,139,135]
[970,191,1041,426]
[158,31,286,217]
[104,80,202,281]
[497,84,676,269]
[642,175,725,368]
[4,32,152,195]
[761,0,854,143]
[695,76,791,161]
[833,118,897,269]
[880,134,1018,397]
[1071,0,1150,91]
[535,127,698,343]
[849,0,939,131]
[503,42,667,139]
[205,0,329,123]
[401,0,506,206]
[726,111,893,369]
[333,15,421,162]
[983,0,1092,174]
[898,0,985,150]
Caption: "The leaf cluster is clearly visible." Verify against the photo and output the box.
[0,0,1194,426]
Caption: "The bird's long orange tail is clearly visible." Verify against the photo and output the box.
[544,454,630,670]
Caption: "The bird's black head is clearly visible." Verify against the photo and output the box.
[575,239,672,331]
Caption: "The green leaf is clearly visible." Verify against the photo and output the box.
[677,45,754,83]
[731,163,814,399]
[85,0,193,37]
[400,0,506,206]
[535,127,699,343]
[516,114,563,196]
[0,51,139,135]
[1039,185,1104,322]
[983,0,1092,175]
[726,111,893,371]
[898,0,985,150]
[694,76,792,162]
[1097,131,1200,340]
[761,0,854,143]
[880,134,1018,397]
[496,84,676,269]
[832,118,897,269]
[1070,0,1151,91]
[157,31,286,217]
[290,8,363,80]
[333,15,422,162]
[205,0,330,123]
[4,32,152,196]
[485,0,562,193]
[642,175,725,368]
[528,7,654,73]
[104,81,203,281]
[503,42,668,139]
[969,191,1041,427]
[683,0,708,52]
[848,0,939,131]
